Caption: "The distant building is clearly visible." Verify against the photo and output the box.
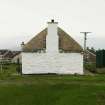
[0,50,12,63]
[22,20,84,74]
[86,50,96,63]
[0,49,21,63]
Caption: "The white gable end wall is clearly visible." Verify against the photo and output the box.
[22,20,83,75]
[22,53,83,74]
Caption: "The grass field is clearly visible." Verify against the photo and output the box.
[0,64,105,105]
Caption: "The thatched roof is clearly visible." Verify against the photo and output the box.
[23,27,83,53]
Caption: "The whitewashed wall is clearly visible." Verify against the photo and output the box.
[22,53,83,74]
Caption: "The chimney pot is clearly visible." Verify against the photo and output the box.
[51,19,54,23]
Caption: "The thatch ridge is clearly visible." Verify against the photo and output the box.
[58,27,83,52]
[23,27,83,52]
[23,28,47,52]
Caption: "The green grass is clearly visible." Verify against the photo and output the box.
[0,64,18,79]
[0,64,105,105]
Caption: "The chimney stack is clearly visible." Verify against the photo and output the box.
[46,20,58,53]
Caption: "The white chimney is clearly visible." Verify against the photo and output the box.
[46,20,58,53]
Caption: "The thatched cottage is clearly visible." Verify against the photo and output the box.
[21,20,83,74]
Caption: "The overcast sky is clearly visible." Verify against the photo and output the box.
[0,0,105,50]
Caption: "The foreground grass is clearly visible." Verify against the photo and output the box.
[0,65,105,105]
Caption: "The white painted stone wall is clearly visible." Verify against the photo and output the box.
[22,53,83,74]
